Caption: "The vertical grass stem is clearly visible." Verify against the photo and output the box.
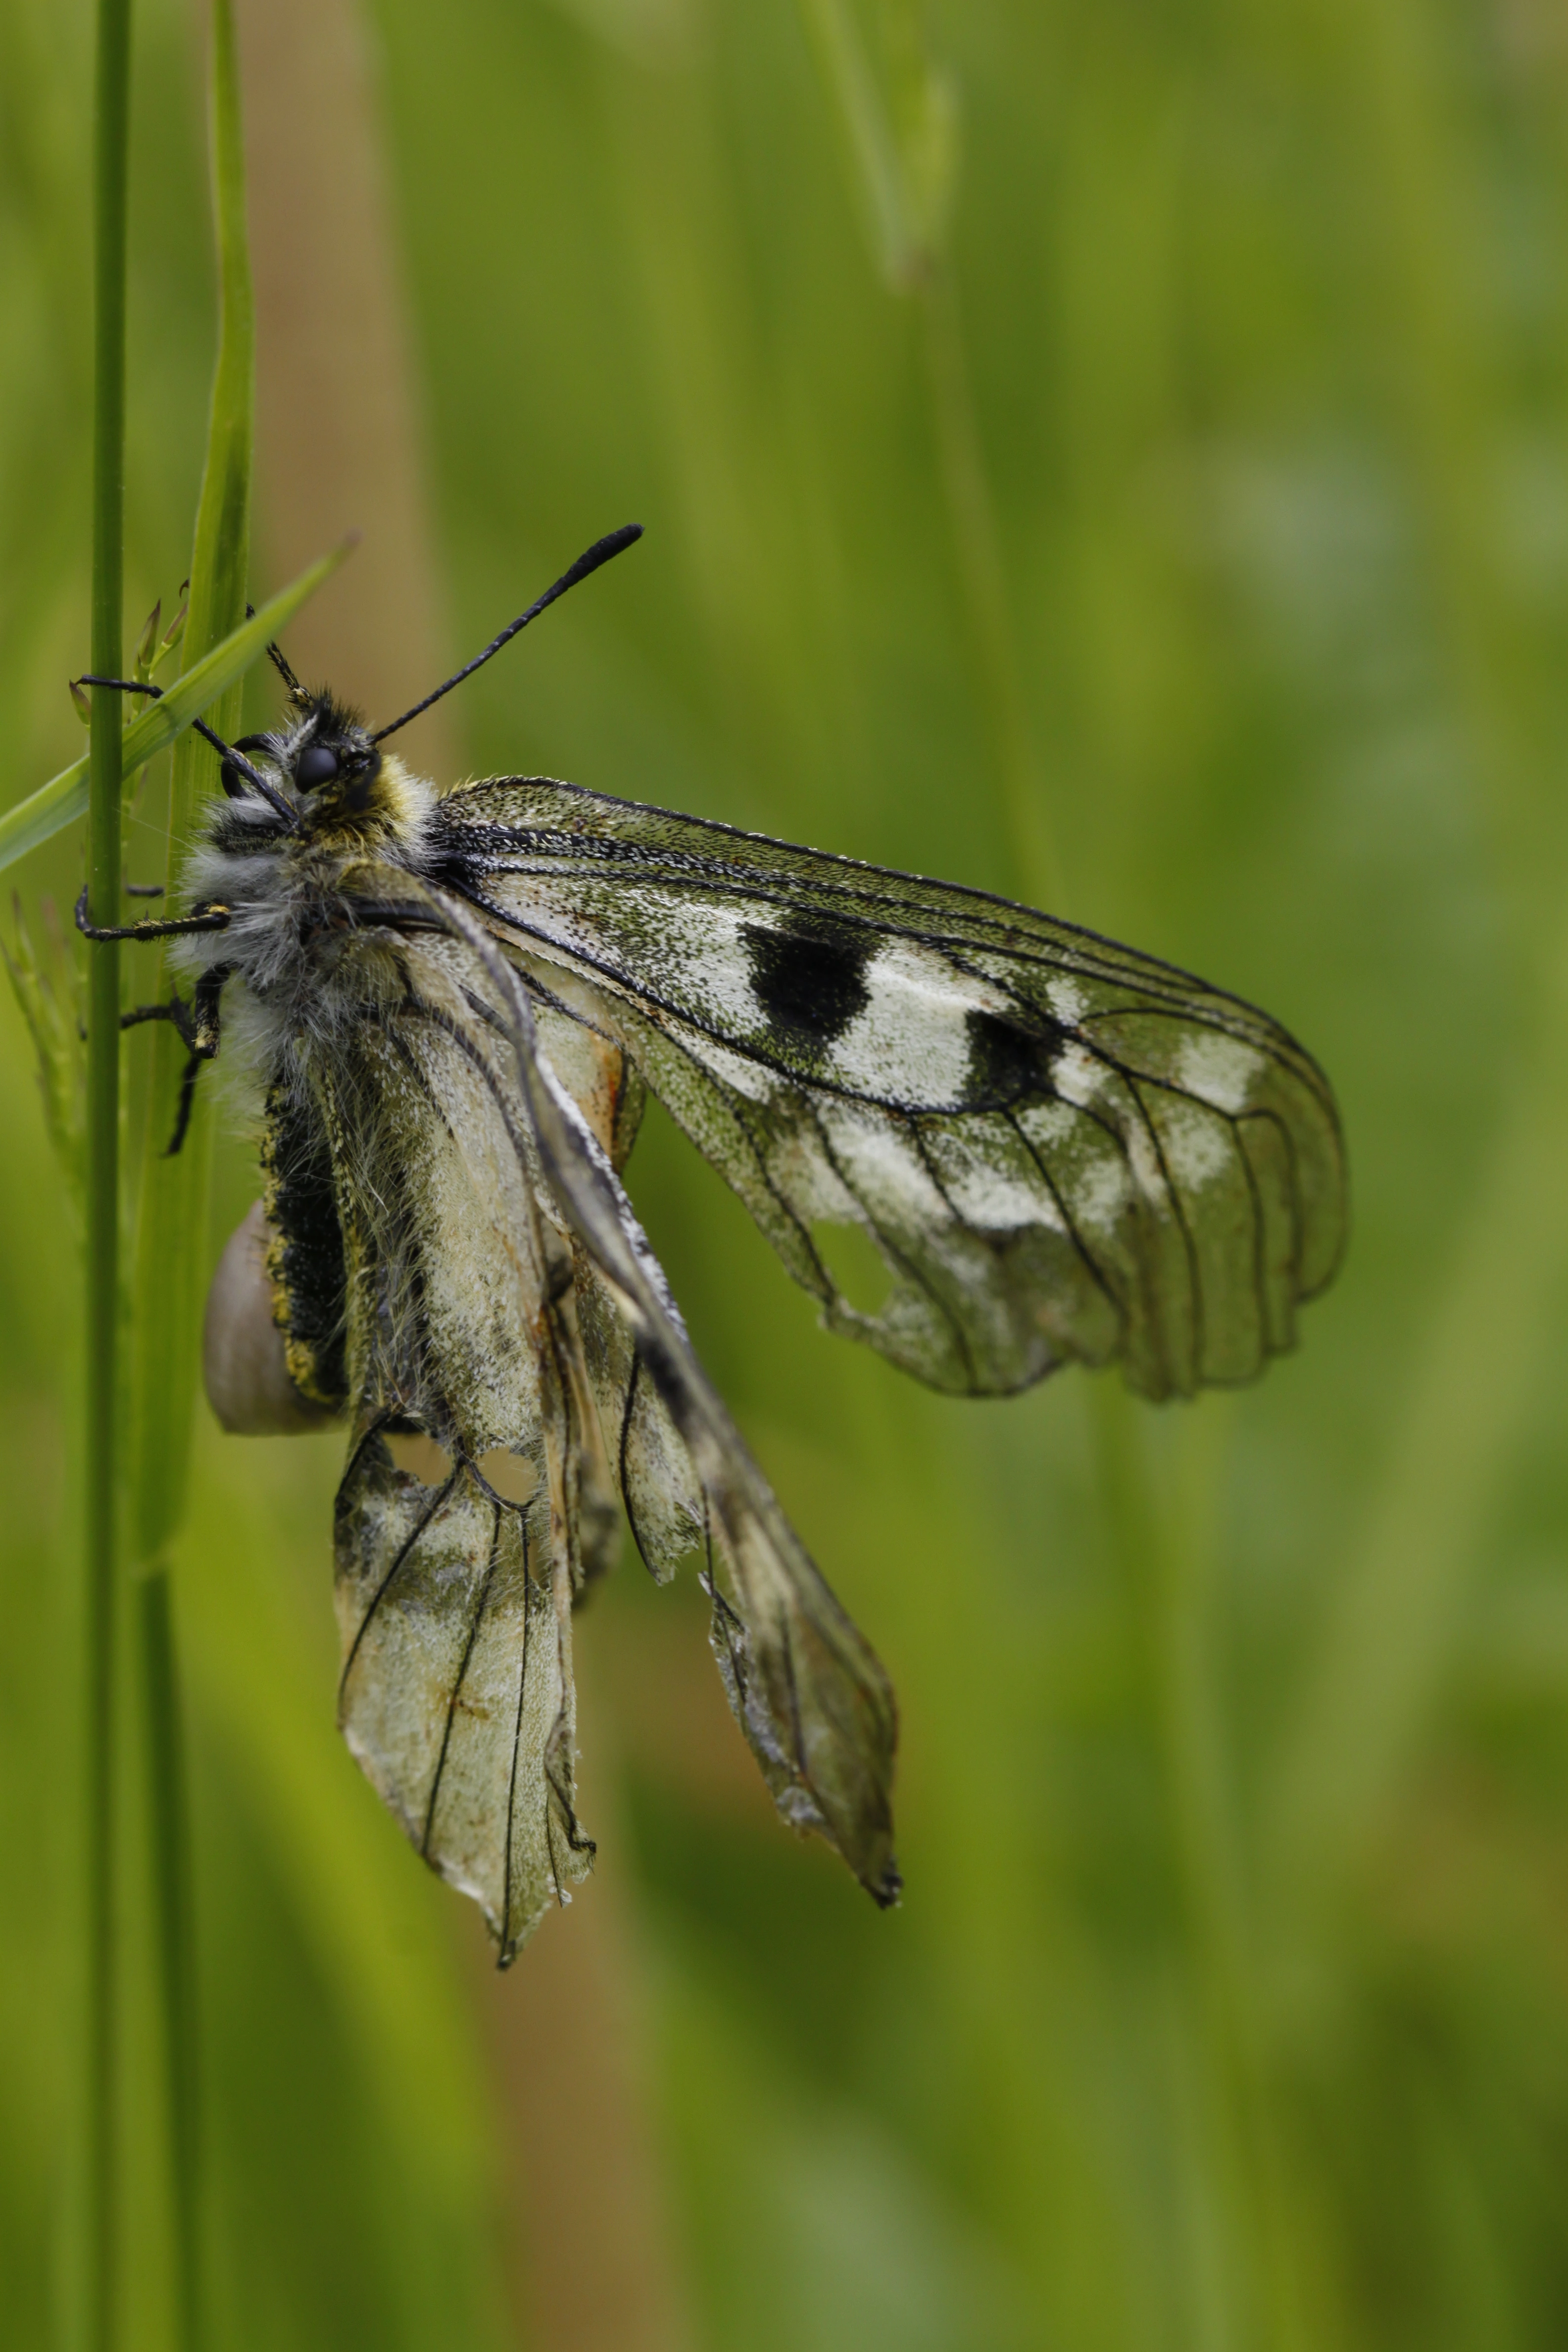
[124,6,254,2345]
[86,0,133,2343]
[918,267,1065,915]
[137,1574,202,2352]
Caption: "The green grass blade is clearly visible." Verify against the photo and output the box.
[0,546,350,877]
[128,9,255,2346]
[799,0,922,289]
[797,0,1061,911]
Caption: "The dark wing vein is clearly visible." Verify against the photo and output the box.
[501,1512,533,1948]
[422,1490,503,1854]
[339,1463,463,1706]
[462,786,1315,1019]
[467,847,1330,1097]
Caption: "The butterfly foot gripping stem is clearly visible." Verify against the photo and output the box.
[121,994,197,1050]
[158,962,233,1158]
[115,959,236,1157]
[74,884,233,944]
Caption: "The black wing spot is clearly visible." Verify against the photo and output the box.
[964,1008,1067,1108]
[743,921,873,1046]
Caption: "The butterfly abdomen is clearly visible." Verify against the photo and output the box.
[261,1080,349,1416]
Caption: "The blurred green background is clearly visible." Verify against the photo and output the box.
[6,0,1568,2344]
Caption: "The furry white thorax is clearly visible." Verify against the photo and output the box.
[172,750,442,1103]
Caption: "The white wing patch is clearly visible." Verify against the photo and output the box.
[1074,1153,1133,1231]
[821,940,1003,1103]
[940,1156,1065,1235]
[1051,1043,1107,1108]
[1161,1099,1233,1190]
[629,892,764,1034]
[817,1101,949,1222]
[1175,1029,1264,1114]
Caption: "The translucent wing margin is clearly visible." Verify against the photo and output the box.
[435,779,1347,1401]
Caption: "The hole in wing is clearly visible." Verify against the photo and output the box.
[476,1448,539,1506]
[810,1219,893,1319]
[387,1430,454,1485]
[384,1431,539,1507]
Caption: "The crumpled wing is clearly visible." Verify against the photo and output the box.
[424,890,900,1909]
[311,931,613,1961]
[572,1241,896,1887]
[439,778,1347,1402]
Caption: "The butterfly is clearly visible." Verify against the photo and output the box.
[79,526,1346,1963]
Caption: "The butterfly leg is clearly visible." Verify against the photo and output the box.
[159,961,235,1158]
[74,883,232,943]
[117,965,232,1155]
[121,994,198,1050]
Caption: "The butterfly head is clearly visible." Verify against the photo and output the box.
[222,689,425,845]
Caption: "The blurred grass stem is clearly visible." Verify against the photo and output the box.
[136,1576,201,2352]
[918,267,1064,915]
[85,0,132,2340]
[1271,939,1568,1926]
[808,11,1316,2334]
[1271,0,1568,1946]
[822,24,1288,2327]
[1103,1387,1316,2350]
[800,0,1064,910]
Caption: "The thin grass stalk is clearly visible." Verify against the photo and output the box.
[918,226,1305,2352]
[931,326,1274,2320]
[916,267,1064,916]
[135,1574,200,2350]
[799,0,1064,913]
[124,5,254,2344]
[85,0,133,2341]
[1102,1385,1321,2350]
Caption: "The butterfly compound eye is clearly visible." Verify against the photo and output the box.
[295,743,341,790]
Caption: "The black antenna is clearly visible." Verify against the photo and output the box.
[247,603,304,697]
[369,523,643,746]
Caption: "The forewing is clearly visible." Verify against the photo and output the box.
[438,780,1346,1401]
